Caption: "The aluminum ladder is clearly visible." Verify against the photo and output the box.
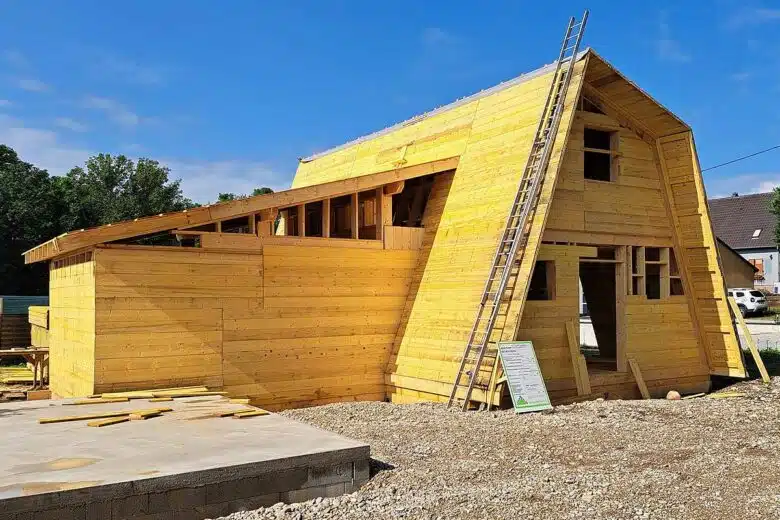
[447,11,589,410]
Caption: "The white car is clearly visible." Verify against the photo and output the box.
[727,288,768,317]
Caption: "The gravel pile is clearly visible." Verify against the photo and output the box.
[217,378,780,520]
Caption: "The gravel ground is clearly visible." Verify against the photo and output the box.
[217,378,780,520]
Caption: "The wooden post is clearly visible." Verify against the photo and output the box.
[322,198,331,238]
[615,246,627,372]
[728,297,770,384]
[248,214,256,236]
[297,204,306,237]
[215,220,222,233]
[628,358,651,399]
[565,320,591,396]
[374,188,383,241]
[660,247,670,298]
[636,246,646,296]
[350,193,359,239]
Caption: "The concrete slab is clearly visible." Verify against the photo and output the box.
[0,396,370,519]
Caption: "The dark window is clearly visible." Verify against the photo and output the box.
[646,264,661,300]
[584,151,611,181]
[671,278,685,296]
[736,291,745,298]
[528,261,555,301]
[584,129,611,150]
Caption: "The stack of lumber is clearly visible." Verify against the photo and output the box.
[37,386,270,427]
[0,296,49,349]
[0,365,34,384]
[28,306,49,349]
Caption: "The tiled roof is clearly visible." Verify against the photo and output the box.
[708,192,776,250]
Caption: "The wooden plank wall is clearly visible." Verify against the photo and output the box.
[546,111,673,243]
[657,133,745,377]
[49,252,96,397]
[536,108,712,398]
[516,245,587,399]
[223,245,418,409]
[83,243,418,408]
[91,247,242,393]
[294,61,588,403]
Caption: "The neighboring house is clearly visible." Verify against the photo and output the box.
[709,192,778,292]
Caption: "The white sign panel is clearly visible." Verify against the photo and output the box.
[498,341,552,413]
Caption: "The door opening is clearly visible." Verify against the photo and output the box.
[579,262,617,371]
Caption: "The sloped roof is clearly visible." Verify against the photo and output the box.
[709,192,776,250]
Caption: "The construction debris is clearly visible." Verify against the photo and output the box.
[708,392,747,399]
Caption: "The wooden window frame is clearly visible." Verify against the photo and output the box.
[583,127,619,183]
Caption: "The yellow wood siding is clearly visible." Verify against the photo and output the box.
[224,244,418,409]
[657,133,745,377]
[49,253,96,397]
[92,247,237,393]
[294,60,588,403]
[86,243,418,409]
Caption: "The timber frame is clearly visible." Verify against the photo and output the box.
[27,49,745,407]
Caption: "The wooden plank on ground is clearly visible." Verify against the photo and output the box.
[628,358,651,399]
[728,297,770,384]
[39,408,172,424]
[88,416,130,427]
[233,409,270,418]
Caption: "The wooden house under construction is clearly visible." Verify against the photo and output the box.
[25,49,746,409]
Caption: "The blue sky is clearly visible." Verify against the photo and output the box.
[1,1,779,202]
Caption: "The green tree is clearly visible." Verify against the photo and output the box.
[0,145,63,294]
[0,148,197,294]
[216,187,274,203]
[770,187,780,247]
[60,154,195,230]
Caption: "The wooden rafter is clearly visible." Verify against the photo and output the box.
[24,156,459,264]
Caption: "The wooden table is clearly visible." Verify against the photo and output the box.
[0,348,49,389]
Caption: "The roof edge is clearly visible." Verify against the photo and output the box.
[300,49,591,163]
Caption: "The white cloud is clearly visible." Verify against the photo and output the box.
[82,96,140,128]
[2,49,28,68]
[656,13,691,63]
[164,159,292,203]
[16,78,50,92]
[0,99,11,107]
[0,114,292,203]
[0,115,91,175]
[728,7,780,28]
[54,117,89,132]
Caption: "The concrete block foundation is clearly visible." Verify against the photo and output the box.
[0,396,369,519]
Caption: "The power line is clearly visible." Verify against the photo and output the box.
[702,144,780,172]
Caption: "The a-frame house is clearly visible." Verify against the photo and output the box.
[25,49,745,409]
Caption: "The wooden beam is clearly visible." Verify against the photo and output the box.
[215,220,222,233]
[25,156,459,264]
[628,358,651,399]
[566,320,585,396]
[384,180,405,196]
[248,213,256,235]
[297,203,306,237]
[322,198,331,238]
[615,245,627,372]
[374,188,383,241]
[728,297,770,384]
[351,193,359,239]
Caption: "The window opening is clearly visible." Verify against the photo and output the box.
[392,175,435,227]
[528,261,555,301]
[583,128,614,182]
